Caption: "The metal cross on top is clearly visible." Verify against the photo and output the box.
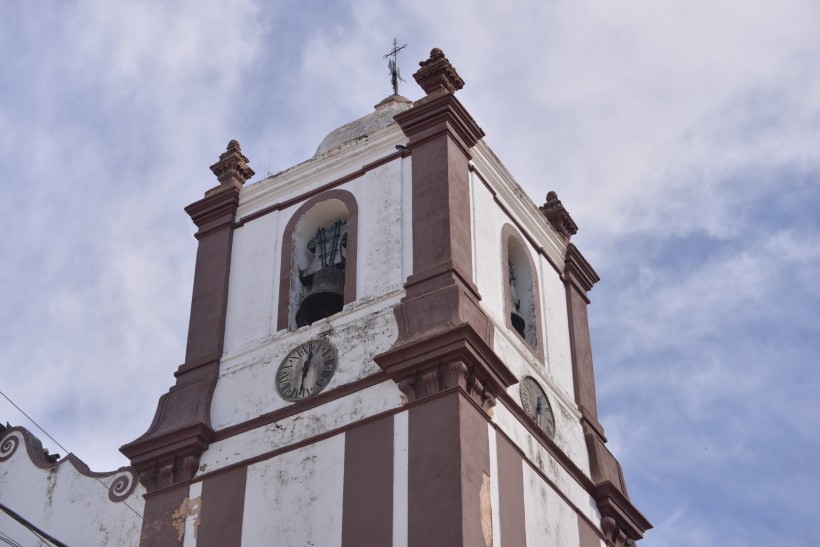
[383,38,407,95]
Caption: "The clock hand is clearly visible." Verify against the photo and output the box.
[300,346,314,390]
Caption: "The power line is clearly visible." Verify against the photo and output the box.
[0,502,67,547]
[0,389,178,547]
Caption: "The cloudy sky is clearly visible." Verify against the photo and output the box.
[2,1,818,545]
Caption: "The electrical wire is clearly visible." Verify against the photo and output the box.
[0,389,178,547]
[0,502,65,546]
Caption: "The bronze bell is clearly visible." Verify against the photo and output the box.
[509,261,526,337]
[296,267,345,326]
[511,311,526,337]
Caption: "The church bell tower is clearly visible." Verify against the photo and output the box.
[120,47,651,547]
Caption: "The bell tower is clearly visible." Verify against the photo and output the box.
[120,48,651,547]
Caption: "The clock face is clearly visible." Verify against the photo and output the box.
[519,376,555,439]
[276,340,337,402]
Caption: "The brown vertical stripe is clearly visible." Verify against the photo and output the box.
[578,513,602,547]
[139,484,188,547]
[408,392,463,547]
[408,392,492,547]
[341,416,394,547]
[197,466,248,547]
[458,394,491,547]
[497,435,527,547]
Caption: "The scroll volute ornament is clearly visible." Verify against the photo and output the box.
[413,48,465,100]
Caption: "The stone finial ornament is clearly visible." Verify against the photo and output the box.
[413,48,465,99]
[209,140,255,190]
[539,191,578,242]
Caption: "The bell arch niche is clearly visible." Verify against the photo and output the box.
[501,224,544,360]
[277,190,359,331]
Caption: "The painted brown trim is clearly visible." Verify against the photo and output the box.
[470,165,564,278]
[501,223,545,362]
[197,466,247,547]
[184,187,241,368]
[407,390,491,547]
[212,371,387,442]
[496,433,527,547]
[341,416,393,547]
[236,150,407,227]
[276,188,359,331]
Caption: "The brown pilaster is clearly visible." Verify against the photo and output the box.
[375,48,516,414]
[197,466,248,547]
[562,242,651,544]
[497,434,527,546]
[122,141,253,544]
[139,484,189,547]
[408,391,492,547]
[341,416,394,546]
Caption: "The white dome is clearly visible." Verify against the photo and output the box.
[313,95,412,158]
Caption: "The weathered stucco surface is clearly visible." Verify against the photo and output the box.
[0,429,144,546]
[242,435,345,547]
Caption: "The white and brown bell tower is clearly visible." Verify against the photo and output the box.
[120,48,651,547]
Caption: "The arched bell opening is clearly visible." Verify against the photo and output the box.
[289,199,350,329]
[506,233,539,350]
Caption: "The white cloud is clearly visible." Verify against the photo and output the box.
[1,1,819,544]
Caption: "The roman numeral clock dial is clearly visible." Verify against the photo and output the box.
[276,340,337,402]
[519,376,556,439]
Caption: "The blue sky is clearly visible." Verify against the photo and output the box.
[1,1,818,545]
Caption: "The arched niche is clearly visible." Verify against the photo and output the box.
[501,223,544,360]
[277,189,358,331]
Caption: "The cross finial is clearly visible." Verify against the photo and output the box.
[383,38,407,95]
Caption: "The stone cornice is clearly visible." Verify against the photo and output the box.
[394,93,485,151]
[565,243,600,294]
[375,324,517,412]
[184,184,241,237]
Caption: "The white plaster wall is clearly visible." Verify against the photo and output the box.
[223,210,280,353]
[222,151,407,357]
[523,463,580,547]
[182,481,203,547]
[354,159,405,302]
[468,161,577,407]
[471,173,505,328]
[392,411,409,547]
[493,328,588,473]
[492,403,600,528]
[242,434,345,547]
[487,426,502,547]
[201,381,401,474]
[540,255,574,397]
[211,296,400,431]
[0,431,144,547]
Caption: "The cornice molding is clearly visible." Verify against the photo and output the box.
[565,243,600,295]
[394,93,485,150]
